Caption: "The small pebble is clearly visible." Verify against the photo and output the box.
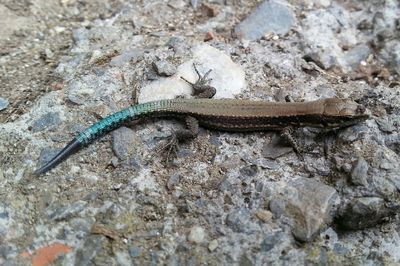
[167,174,182,190]
[254,210,273,223]
[351,158,369,186]
[204,32,215,42]
[152,60,176,77]
[31,112,61,132]
[208,239,218,251]
[129,246,141,258]
[0,97,10,111]
[188,226,205,244]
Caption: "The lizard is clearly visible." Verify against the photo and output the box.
[34,64,369,175]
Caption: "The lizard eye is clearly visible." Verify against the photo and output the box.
[356,105,366,114]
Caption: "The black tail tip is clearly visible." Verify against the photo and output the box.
[34,138,82,175]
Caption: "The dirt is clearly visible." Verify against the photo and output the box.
[0,0,128,123]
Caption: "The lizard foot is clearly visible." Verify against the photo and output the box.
[154,131,181,163]
[181,63,216,99]
[280,126,304,160]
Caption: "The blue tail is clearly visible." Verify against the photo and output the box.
[34,100,168,174]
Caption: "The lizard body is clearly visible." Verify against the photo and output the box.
[35,97,368,175]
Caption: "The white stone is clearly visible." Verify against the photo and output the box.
[188,226,206,244]
[138,44,245,103]
[208,239,218,251]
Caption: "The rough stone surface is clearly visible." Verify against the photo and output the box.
[1,1,400,265]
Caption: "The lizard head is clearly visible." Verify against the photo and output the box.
[322,98,370,128]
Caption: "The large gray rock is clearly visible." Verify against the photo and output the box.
[234,0,295,40]
[112,127,137,160]
[270,178,340,242]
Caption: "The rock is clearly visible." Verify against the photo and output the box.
[305,246,329,265]
[0,97,9,111]
[239,254,253,266]
[270,178,340,242]
[320,227,338,243]
[338,125,368,143]
[375,118,395,133]
[371,176,397,197]
[66,72,120,105]
[254,210,273,223]
[269,197,286,218]
[261,134,293,159]
[115,251,132,266]
[388,173,400,192]
[190,0,201,9]
[75,235,105,266]
[260,232,283,252]
[166,36,190,55]
[125,157,141,171]
[239,165,258,179]
[350,158,369,186]
[0,207,10,237]
[208,239,218,251]
[218,176,233,193]
[255,158,279,170]
[167,174,182,190]
[187,226,206,244]
[83,173,99,184]
[342,44,371,71]
[45,48,54,59]
[385,133,400,154]
[332,243,350,256]
[48,200,87,221]
[31,112,61,132]
[225,208,252,233]
[152,60,177,77]
[337,197,400,230]
[234,0,295,40]
[312,0,331,8]
[112,127,136,160]
[129,246,141,258]
[302,6,357,70]
[380,39,400,74]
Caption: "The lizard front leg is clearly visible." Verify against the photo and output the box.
[181,63,216,99]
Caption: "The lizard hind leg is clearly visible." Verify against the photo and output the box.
[155,116,200,162]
